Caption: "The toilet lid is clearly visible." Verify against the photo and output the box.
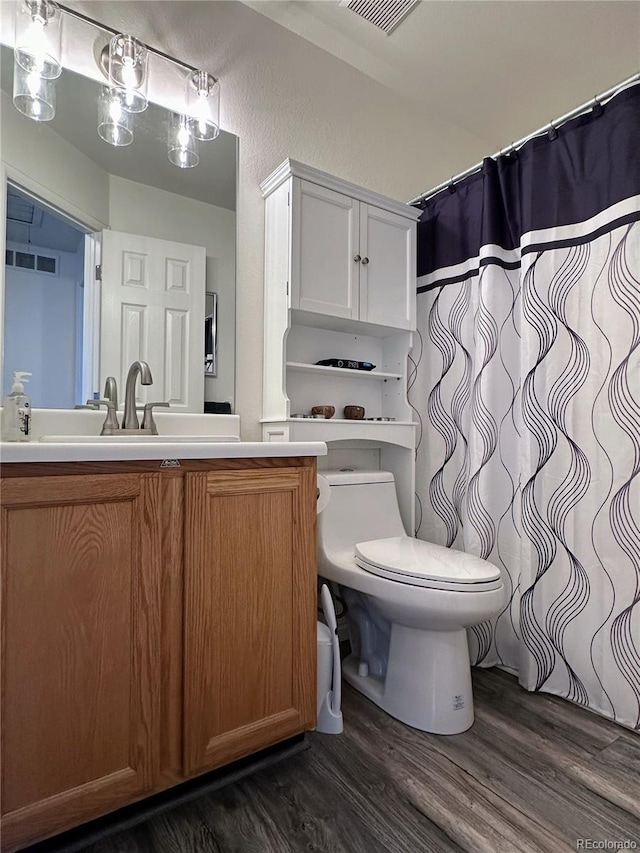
[354,537,503,590]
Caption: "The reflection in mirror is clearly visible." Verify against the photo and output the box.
[1,45,237,413]
[205,292,218,377]
[4,186,86,409]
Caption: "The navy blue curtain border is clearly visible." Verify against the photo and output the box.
[416,82,640,283]
[417,208,640,293]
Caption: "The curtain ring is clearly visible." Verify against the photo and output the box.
[592,95,604,118]
[448,177,456,194]
[508,142,518,160]
[548,120,558,141]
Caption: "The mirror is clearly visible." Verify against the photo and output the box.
[1,45,237,412]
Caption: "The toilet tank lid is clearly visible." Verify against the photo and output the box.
[320,469,395,486]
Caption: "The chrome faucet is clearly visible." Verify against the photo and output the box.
[122,360,153,429]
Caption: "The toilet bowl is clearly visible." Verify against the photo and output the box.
[317,470,506,734]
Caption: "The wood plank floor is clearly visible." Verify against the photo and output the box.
[58,669,640,853]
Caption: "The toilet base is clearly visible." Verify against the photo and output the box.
[343,624,474,734]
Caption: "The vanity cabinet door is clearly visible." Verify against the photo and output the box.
[183,466,317,777]
[291,179,360,319]
[0,474,162,852]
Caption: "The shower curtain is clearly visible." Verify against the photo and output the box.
[412,84,640,729]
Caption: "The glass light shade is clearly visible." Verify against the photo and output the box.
[14,0,62,80]
[13,57,55,121]
[98,87,134,147]
[186,70,220,141]
[107,34,148,113]
[167,113,199,168]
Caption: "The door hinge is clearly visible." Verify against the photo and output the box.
[287,192,290,207]
[95,264,102,280]
[286,281,289,296]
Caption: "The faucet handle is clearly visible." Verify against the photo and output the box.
[141,401,170,435]
[87,398,115,409]
[88,399,120,435]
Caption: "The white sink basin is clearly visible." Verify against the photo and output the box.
[39,434,241,443]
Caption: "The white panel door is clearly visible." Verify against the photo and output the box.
[359,204,415,330]
[100,230,206,413]
[291,179,359,319]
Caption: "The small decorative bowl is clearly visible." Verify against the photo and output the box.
[311,405,335,419]
[343,405,365,420]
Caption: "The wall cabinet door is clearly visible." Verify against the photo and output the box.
[359,203,415,330]
[291,179,359,319]
[0,474,162,851]
[290,180,415,330]
[183,467,316,777]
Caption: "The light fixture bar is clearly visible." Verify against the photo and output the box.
[57,3,212,79]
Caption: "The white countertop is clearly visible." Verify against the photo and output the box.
[0,440,327,464]
[0,409,326,463]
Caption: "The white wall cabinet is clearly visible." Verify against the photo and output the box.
[260,160,420,532]
[291,179,415,330]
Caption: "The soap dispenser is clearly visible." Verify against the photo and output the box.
[2,371,33,441]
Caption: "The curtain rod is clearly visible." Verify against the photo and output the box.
[408,71,640,208]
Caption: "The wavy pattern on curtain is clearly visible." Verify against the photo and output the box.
[413,85,640,729]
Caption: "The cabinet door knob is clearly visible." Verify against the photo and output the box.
[361,256,370,265]
[353,254,361,263]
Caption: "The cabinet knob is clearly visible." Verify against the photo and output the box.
[361,257,370,265]
[353,254,361,263]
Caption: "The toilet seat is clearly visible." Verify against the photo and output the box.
[354,537,503,592]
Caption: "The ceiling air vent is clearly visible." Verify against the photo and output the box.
[340,0,420,35]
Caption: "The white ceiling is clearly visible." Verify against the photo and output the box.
[244,0,640,157]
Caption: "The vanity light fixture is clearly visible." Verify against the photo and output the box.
[97,86,134,147]
[187,70,220,141]
[12,60,55,120]
[167,113,199,168]
[13,0,61,120]
[14,0,62,80]
[11,1,221,169]
[101,34,148,114]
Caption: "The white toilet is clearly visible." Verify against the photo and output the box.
[317,469,506,734]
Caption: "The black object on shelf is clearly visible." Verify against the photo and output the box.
[315,359,376,371]
[204,401,232,414]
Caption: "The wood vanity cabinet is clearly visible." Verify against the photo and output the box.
[0,458,317,852]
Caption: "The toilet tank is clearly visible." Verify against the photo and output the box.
[318,469,406,556]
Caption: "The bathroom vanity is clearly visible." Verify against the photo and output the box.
[0,428,325,851]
